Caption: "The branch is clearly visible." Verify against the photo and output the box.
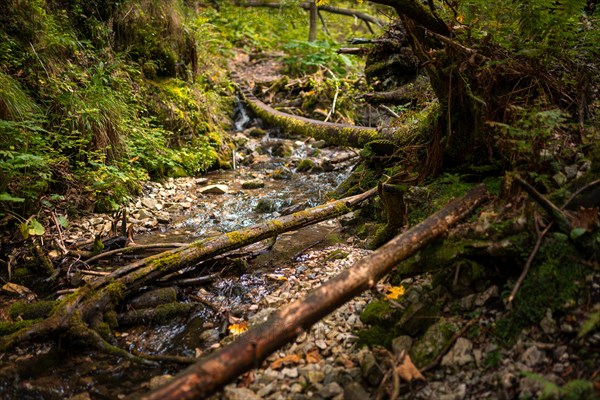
[240,1,386,27]
[143,185,487,400]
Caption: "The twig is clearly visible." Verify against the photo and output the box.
[324,68,339,123]
[513,176,573,234]
[563,179,600,209]
[380,105,400,119]
[507,214,552,307]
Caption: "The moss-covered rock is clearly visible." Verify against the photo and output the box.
[410,318,459,367]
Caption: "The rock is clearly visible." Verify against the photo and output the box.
[271,142,293,157]
[320,382,343,398]
[255,198,276,213]
[564,164,578,179]
[272,168,293,180]
[137,209,154,219]
[224,387,261,400]
[156,212,172,224]
[199,184,228,194]
[307,370,326,384]
[440,338,474,367]
[411,318,458,367]
[242,179,265,189]
[199,328,220,343]
[313,140,327,148]
[553,172,567,186]
[141,197,157,209]
[540,308,557,335]
[232,132,250,146]
[458,294,476,311]
[357,348,384,386]
[282,367,299,378]
[343,382,370,400]
[290,383,303,393]
[391,335,413,355]
[256,383,276,397]
[520,346,545,368]
[474,285,499,307]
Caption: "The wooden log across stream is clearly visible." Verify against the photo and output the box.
[143,185,488,400]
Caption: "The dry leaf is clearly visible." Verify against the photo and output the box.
[2,283,37,301]
[306,349,322,364]
[270,354,302,370]
[266,274,288,281]
[395,354,425,382]
[571,207,599,230]
[238,371,254,388]
[228,322,248,336]
[386,286,406,300]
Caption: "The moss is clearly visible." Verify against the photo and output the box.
[153,302,192,324]
[255,198,276,213]
[104,310,119,329]
[149,252,182,272]
[360,300,396,325]
[324,249,349,262]
[96,321,113,341]
[357,325,394,348]
[0,319,39,336]
[226,231,245,243]
[8,300,56,320]
[105,281,127,302]
[296,159,316,172]
[495,234,587,344]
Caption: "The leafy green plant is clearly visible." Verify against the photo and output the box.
[282,39,354,76]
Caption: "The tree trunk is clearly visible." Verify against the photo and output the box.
[308,0,318,41]
[143,185,487,400]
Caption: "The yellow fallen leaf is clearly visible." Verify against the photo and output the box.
[386,285,405,300]
[306,349,322,364]
[457,15,464,23]
[228,322,248,336]
[396,354,425,382]
[270,354,302,370]
[266,274,288,281]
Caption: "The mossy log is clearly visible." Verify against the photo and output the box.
[0,188,376,356]
[143,185,487,400]
[232,72,393,148]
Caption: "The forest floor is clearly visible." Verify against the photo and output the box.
[1,50,598,400]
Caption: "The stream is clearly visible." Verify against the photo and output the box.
[0,106,361,399]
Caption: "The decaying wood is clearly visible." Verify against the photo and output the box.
[0,188,376,355]
[143,185,487,400]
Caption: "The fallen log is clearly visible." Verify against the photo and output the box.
[0,188,376,355]
[231,71,393,148]
[143,185,488,400]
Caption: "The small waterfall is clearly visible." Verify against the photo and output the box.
[233,96,250,132]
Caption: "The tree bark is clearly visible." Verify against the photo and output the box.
[143,185,487,400]
[308,0,318,42]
